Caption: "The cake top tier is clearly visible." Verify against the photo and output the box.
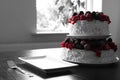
[68,11,111,24]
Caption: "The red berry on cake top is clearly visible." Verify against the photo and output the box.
[68,11,111,24]
[80,14,86,20]
[86,13,93,21]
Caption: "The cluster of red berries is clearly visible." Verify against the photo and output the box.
[61,37,117,57]
[68,11,111,25]
[90,41,117,57]
[61,42,75,50]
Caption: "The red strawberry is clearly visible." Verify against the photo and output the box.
[69,15,78,24]
[67,44,71,49]
[74,16,78,22]
[61,42,65,47]
[104,15,109,21]
[76,14,80,21]
[86,13,93,21]
[99,14,106,21]
[108,20,111,24]
[66,43,74,50]
[70,20,76,24]
[93,49,101,57]
[80,14,86,20]
[105,44,111,50]
[104,15,111,24]
[96,50,101,57]
[65,42,69,48]
[108,42,116,49]
[68,18,72,23]
[71,43,75,48]
[68,17,75,24]
[71,16,76,21]
[113,45,117,52]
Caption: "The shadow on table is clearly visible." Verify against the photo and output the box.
[77,62,119,68]
[18,63,75,78]
[71,63,120,80]
[18,62,120,80]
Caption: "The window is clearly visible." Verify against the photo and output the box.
[36,0,102,34]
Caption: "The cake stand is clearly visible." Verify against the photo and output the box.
[67,34,111,39]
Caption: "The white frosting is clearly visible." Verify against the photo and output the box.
[69,20,110,36]
[62,48,119,64]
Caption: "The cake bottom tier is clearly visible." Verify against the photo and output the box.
[62,48,119,64]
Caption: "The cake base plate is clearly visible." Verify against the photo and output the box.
[67,34,111,39]
[63,56,119,65]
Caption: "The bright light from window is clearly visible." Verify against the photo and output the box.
[93,0,102,12]
[36,0,102,34]
[36,0,70,33]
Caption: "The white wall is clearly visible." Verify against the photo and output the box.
[102,0,120,44]
[0,42,60,52]
[0,0,36,43]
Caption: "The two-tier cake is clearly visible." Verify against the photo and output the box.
[61,11,119,64]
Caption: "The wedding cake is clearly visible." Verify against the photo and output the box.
[61,11,119,64]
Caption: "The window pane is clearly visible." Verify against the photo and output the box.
[93,0,102,12]
[36,0,87,33]
[36,0,102,33]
